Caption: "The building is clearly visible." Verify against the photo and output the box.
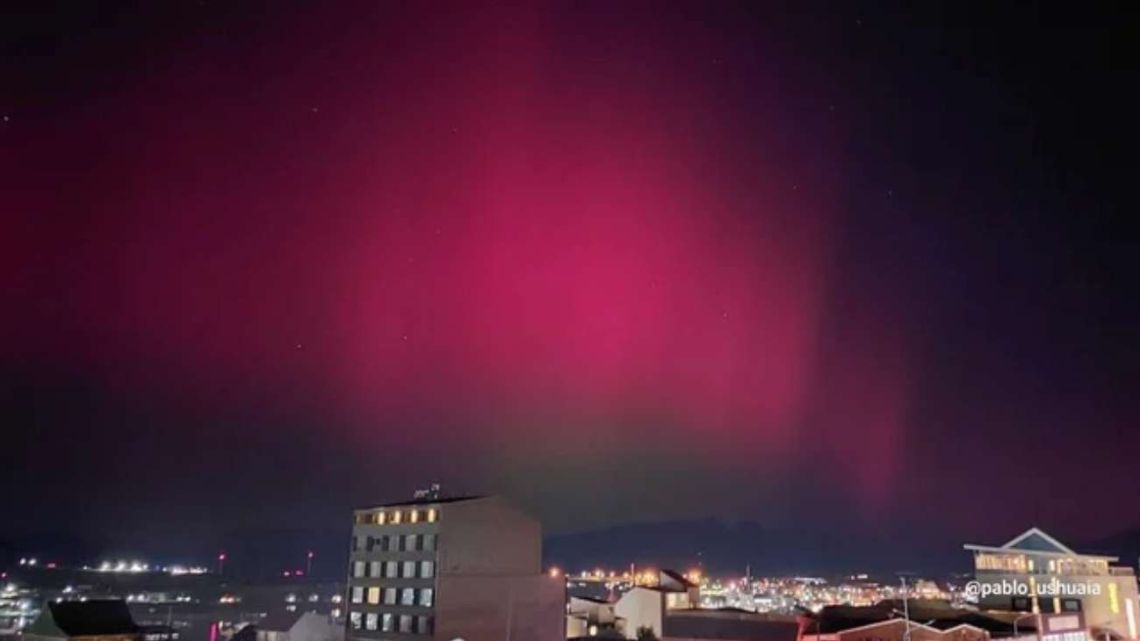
[22,600,177,641]
[964,528,1140,640]
[567,596,618,638]
[799,602,1032,641]
[344,493,564,641]
[249,612,344,641]
[612,570,717,639]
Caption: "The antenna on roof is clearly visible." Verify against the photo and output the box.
[413,483,442,500]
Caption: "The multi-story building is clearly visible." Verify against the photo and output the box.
[964,527,1140,641]
[344,493,563,641]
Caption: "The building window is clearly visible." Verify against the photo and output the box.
[391,510,402,524]
[419,588,434,607]
[415,616,432,634]
[383,588,397,605]
[365,613,378,631]
[381,613,394,632]
[420,561,435,578]
[385,561,398,578]
[401,588,416,606]
[369,561,381,578]
[422,534,436,551]
[403,534,418,552]
[349,612,362,630]
[426,509,437,523]
[403,561,417,578]
[367,587,380,605]
[1062,599,1082,612]
[350,587,363,604]
[398,614,413,633]
[380,535,390,552]
[376,511,387,525]
[410,509,420,523]
[352,561,365,578]
[351,536,360,552]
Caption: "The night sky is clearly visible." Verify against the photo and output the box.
[2,2,1138,568]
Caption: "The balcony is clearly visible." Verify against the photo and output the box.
[1109,567,1135,576]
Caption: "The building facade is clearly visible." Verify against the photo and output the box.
[964,528,1140,641]
[344,494,563,641]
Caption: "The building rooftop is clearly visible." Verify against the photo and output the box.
[355,495,486,511]
[963,527,1118,560]
[27,600,140,637]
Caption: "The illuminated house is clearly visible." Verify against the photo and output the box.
[964,527,1140,641]
[344,493,564,641]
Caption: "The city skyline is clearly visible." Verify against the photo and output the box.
[3,0,1138,559]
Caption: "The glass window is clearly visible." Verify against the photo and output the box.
[366,587,380,605]
[391,510,402,524]
[422,534,436,551]
[418,588,434,607]
[401,588,416,606]
[403,561,417,578]
[349,612,361,630]
[376,511,386,525]
[368,561,381,578]
[381,613,393,632]
[398,614,413,633]
[420,561,434,578]
[383,588,397,605]
[385,561,398,578]
[415,616,432,634]
[410,509,420,523]
[352,561,365,578]
[351,536,360,552]
[350,587,363,604]
[364,613,377,631]
[404,534,418,552]
[380,535,390,552]
[426,509,437,523]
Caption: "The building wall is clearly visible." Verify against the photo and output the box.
[974,569,1140,638]
[435,498,541,576]
[801,621,989,641]
[614,588,664,640]
[433,575,564,641]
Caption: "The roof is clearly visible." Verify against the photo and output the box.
[27,600,140,637]
[660,569,698,589]
[809,604,1033,637]
[356,495,486,510]
[964,527,1118,561]
[664,610,799,641]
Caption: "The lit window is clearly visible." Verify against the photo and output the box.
[368,561,381,578]
[350,587,363,604]
[349,612,361,630]
[365,613,377,631]
[419,588,434,607]
[426,509,437,523]
[410,510,419,523]
[391,510,402,524]
[367,587,380,605]
[383,588,397,605]
[403,561,417,578]
[420,561,435,578]
[381,613,394,632]
[376,511,386,525]
[385,561,398,578]
[401,588,415,606]
[352,562,365,578]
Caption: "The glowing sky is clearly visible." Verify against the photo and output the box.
[2,2,1137,558]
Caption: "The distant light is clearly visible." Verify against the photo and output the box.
[548,567,561,578]
[307,551,314,559]
[218,553,227,561]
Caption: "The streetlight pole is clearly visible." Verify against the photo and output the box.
[900,576,913,641]
[306,551,314,576]
[217,553,226,576]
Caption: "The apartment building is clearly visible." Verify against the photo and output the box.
[344,494,563,641]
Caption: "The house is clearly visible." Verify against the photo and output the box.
[23,600,151,641]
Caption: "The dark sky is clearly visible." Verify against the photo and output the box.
[2,1,1138,567]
